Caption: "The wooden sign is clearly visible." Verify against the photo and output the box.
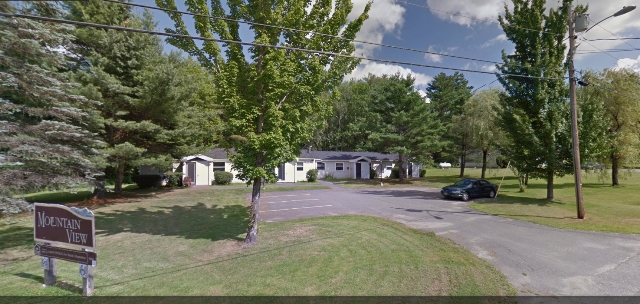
[34,203,96,296]
[34,243,97,266]
[34,203,95,250]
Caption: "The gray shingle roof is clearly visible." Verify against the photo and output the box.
[203,148,398,162]
[298,150,398,161]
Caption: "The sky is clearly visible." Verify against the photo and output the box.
[133,0,640,95]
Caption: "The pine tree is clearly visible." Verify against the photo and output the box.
[0,2,104,198]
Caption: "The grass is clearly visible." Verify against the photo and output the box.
[0,186,516,296]
[333,167,640,235]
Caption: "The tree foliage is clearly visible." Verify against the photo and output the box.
[496,0,580,200]
[579,69,640,186]
[158,0,371,244]
[425,72,473,166]
[365,73,445,181]
[0,1,104,197]
[67,0,221,193]
[464,88,504,178]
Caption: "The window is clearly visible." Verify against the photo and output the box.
[213,162,225,171]
[385,166,392,170]
[297,162,304,171]
[336,162,344,171]
[317,162,325,170]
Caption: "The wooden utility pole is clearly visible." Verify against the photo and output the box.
[568,5,585,219]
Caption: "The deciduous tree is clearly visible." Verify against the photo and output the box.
[496,0,580,200]
[158,0,371,245]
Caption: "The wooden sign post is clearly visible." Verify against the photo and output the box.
[33,203,97,296]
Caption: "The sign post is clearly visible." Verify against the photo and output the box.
[33,203,96,296]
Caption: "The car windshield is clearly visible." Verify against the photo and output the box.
[453,179,474,187]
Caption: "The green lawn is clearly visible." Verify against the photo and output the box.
[0,186,516,296]
[328,167,640,234]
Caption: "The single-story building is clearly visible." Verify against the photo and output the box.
[176,148,422,186]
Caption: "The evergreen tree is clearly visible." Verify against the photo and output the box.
[366,73,445,181]
[425,72,473,169]
[0,2,104,198]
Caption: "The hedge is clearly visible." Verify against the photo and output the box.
[132,175,162,189]
[214,171,234,185]
[306,169,318,182]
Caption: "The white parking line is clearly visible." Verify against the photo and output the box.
[263,199,319,204]
[261,194,311,198]
[260,205,332,212]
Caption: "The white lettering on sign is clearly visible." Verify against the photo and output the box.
[37,211,88,245]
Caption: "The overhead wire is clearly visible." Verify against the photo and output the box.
[589,16,639,51]
[105,0,554,73]
[0,11,569,80]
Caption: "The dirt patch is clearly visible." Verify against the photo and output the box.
[195,240,244,262]
[0,249,33,266]
[276,225,318,242]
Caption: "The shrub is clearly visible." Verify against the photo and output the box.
[419,169,426,177]
[370,168,378,179]
[306,169,318,182]
[323,172,335,180]
[165,172,183,187]
[0,197,33,218]
[132,175,162,189]
[496,155,509,168]
[214,171,234,185]
[391,167,400,179]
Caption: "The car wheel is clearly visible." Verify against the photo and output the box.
[461,192,469,201]
[488,190,496,198]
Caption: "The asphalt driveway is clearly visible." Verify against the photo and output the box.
[257,182,640,296]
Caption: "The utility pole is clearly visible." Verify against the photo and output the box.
[567,5,585,219]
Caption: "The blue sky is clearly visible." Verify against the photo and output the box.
[133,0,640,95]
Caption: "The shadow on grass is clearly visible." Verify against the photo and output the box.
[0,225,34,251]
[96,203,249,242]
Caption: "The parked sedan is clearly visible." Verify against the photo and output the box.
[441,178,498,201]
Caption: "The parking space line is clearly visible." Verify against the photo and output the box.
[260,205,332,212]
[262,194,311,198]
[263,199,319,204]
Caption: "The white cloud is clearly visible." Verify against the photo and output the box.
[415,89,431,103]
[614,55,640,73]
[424,46,445,63]
[426,0,505,27]
[346,62,434,86]
[481,64,497,72]
[348,0,406,57]
[480,34,507,48]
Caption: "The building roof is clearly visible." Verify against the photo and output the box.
[203,148,236,159]
[202,148,398,162]
[298,150,398,161]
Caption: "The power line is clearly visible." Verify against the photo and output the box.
[579,39,626,63]
[0,12,566,80]
[576,48,640,54]
[396,0,564,38]
[472,79,499,93]
[105,0,502,66]
[588,16,639,52]
[585,37,640,41]
[0,12,569,80]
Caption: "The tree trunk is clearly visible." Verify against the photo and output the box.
[398,153,405,182]
[612,153,619,186]
[459,145,466,178]
[91,174,106,199]
[481,148,488,179]
[244,176,262,245]
[546,170,554,200]
[114,162,124,194]
[525,173,529,186]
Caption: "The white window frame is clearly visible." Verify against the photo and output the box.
[317,162,325,170]
[336,162,344,171]
[297,162,304,171]
[213,162,226,171]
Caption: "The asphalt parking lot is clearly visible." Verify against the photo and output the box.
[255,183,640,296]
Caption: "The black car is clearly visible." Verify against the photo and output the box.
[441,178,498,201]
